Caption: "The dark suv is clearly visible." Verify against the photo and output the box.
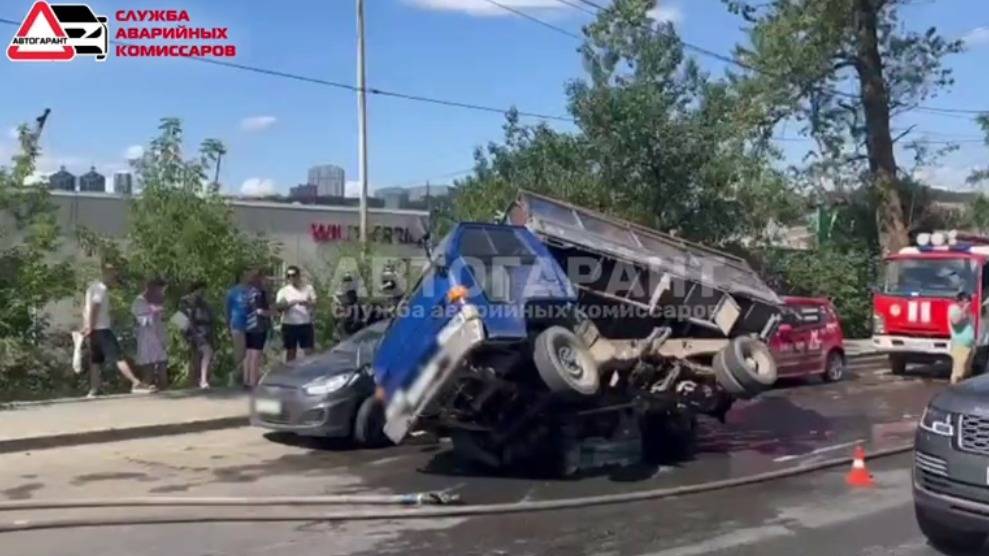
[914,375,989,552]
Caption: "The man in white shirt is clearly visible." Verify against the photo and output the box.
[84,263,153,396]
[276,266,317,361]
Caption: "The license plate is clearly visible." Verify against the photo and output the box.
[255,398,282,415]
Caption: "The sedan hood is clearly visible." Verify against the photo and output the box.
[262,351,357,388]
[931,375,989,414]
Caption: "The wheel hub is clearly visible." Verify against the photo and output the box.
[558,346,583,378]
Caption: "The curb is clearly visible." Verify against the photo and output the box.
[1,387,244,410]
[0,415,248,455]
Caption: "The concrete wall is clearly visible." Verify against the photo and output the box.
[50,191,430,268]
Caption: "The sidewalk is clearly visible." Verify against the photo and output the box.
[0,388,249,454]
[844,338,879,358]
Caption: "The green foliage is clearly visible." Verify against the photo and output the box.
[968,114,989,186]
[723,0,962,254]
[453,0,801,246]
[80,118,280,385]
[760,247,878,338]
[0,125,76,341]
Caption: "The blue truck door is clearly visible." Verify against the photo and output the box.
[373,262,454,396]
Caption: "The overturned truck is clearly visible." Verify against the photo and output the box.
[374,190,783,472]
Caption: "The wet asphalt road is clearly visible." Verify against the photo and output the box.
[0,357,969,555]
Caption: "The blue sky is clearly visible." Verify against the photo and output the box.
[0,0,986,196]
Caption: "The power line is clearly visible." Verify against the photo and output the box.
[0,16,573,123]
[551,0,598,17]
[573,0,608,10]
[479,2,989,117]
[479,0,582,40]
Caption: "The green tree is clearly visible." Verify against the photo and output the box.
[967,114,989,186]
[0,113,75,341]
[80,118,279,385]
[0,111,79,401]
[454,0,800,246]
[723,0,962,255]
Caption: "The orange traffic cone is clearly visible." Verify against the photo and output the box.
[846,445,874,487]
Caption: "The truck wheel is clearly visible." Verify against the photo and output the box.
[713,349,748,398]
[714,337,777,397]
[354,396,392,448]
[822,351,845,382]
[916,504,986,552]
[889,354,907,375]
[534,326,600,397]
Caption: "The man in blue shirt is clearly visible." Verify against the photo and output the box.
[226,270,251,387]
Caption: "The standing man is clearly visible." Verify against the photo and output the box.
[131,277,169,390]
[276,266,317,362]
[244,269,272,387]
[226,270,250,387]
[85,262,154,396]
[950,292,976,384]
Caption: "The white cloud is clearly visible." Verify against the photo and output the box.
[240,115,278,132]
[241,177,277,196]
[6,127,18,140]
[648,3,682,24]
[963,27,989,48]
[124,145,144,160]
[403,0,569,17]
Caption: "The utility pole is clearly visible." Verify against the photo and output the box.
[356,0,369,245]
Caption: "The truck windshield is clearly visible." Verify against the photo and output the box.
[883,257,978,298]
[459,227,539,304]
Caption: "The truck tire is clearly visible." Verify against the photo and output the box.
[353,396,392,448]
[714,337,777,396]
[533,326,600,397]
[713,349,748,398]
[916,505,987,552]
[889,354,907,375]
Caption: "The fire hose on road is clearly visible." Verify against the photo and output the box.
[0,442,914,533]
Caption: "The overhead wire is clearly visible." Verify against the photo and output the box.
[0,16,572,123]
[480,0,989,117]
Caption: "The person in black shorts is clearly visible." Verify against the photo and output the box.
[276,265,317,362]
[244,270,271,387]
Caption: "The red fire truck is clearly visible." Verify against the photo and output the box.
[872,231,989,375]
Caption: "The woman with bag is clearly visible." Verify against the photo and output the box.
[179,281,216,389]
[131,277,169,389]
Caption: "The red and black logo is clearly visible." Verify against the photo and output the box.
[8,1,108,62]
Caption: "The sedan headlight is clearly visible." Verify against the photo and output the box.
[873,313,885,334]
[920,405,955,436]
[303,373,354,396]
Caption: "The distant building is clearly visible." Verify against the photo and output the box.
[405,184,451,202]
[112,171,133,195]
[289,184,318,202]
[307,164,345,197]
[49,166,75,192]
[78,167,106,193]
[374,187,409,209]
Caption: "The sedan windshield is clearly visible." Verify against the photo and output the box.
[883,257,978,298]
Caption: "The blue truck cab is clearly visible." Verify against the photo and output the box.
[374,223,577,442]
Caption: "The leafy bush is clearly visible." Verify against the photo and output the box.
[759,247,878,338]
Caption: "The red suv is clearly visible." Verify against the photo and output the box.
[769,296,846,382]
